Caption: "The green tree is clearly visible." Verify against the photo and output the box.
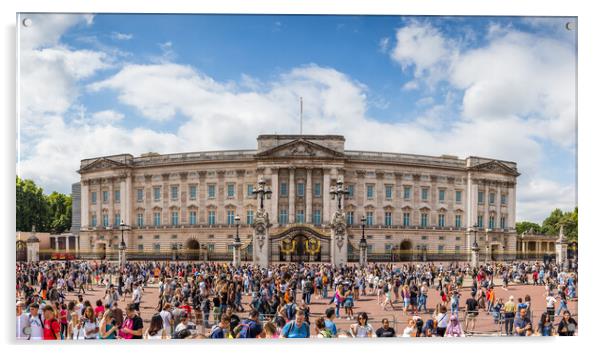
[16,176,50,232]
[516,221,541,235]
[560,207,578,241]
[47,191,72,234]
[541,208,565,236]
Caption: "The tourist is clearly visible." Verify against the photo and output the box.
[324,307,338,336]
[42,306,61,340]
[557,311,577,336]
[402,318,416,337]
[514,308,532,336]
[82,306,99,339]
[537,312,554,336]
[28,303,44,340]
[98,310,118,339]
[434,305,449,337]
[144,313,168,339]
[503,296,516,336]
[209,315,231,339]
[233,309,262,338]
[119,303,144,339]
[281,310,310,338]
[445,315,464,337]
[350,312,374,338]
[315,317,334,338]
[376,318,396,337]
[16,301,29,340]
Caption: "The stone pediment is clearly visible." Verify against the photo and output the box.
[255,138,345,159]
[78,157,129,174]
[469,160,519,176]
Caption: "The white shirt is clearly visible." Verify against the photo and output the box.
[16,313,29,340]
[160,310,173,333]
[353,324,373,338]
[147,328,165,339]
[546,296,557,308]
[133,288,142,303]
[28,313,44,340]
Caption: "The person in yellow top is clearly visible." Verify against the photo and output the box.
[503,296,516,336]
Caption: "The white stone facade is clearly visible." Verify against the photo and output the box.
[77,135,519,262]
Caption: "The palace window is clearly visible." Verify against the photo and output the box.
[439,189,446,202]
[489,192,495,204]
[403,212,410,227]
[91,213,97,227]
[189,185,197,200]
[153,212,161,226]
[247,184,254,197]
[366,212,374,226]
[501,194,507,205]
[384,212,392,226]
[404,186,411,200]
[207,244,215,252]
[246,210,254,225]
[346,184,354,198]
[207,184,216,198]
[207,210,216,225]
[438,214,445,227]
[137,188,144,202]
[102,214,109,227]
[314,183,321,197]
[385,185,393,200]
[421,187,429,201]
[171,211,179,226]
[227,184,235,198]
[91,191,97,205]
[189,211,197,225]
[115,190,120,203]
[489,215,495,229]
[227,210,235,225]
[153,243,161,253]
[137,244,144,251]
[280,182,288,196]
[501,216,506,229]
[279,209,288,225]
[455,214,462,228]
[367,245,374,254]
[114,213,121,226]
[102,191,109,203]
[313,209,321,226]
[455,190,462,203]
[366,184,374,199]
[438,245,445,253]
[477,215,483,228]
[346,211,354,225]
[296,209,305,223]
[153,187,161,201]
[478,191,484,204]
[297,183,305,197]
[420,213,429,228]
[385,244,393,253]
[137,213,144,227]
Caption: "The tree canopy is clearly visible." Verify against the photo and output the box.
[16,177,72,233]
[517,207,578,242]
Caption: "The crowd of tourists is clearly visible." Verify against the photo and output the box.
[15,259,577,340]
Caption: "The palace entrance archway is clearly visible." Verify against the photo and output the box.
[271,226,330,263]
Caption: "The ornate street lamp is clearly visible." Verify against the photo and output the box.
[252,177,272,210]
[329,176,349,211]
[232,215,242,266]
[119,220,129,267]
[359,216,368,266]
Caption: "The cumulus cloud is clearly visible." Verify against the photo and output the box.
[17,15,576,223]
[111,32,133,40]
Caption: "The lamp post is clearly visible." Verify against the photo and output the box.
[118,220,128,268]
[329,176,349,211]
[470,224,480,269]
[252,177,272,211]
[359,216,368,266]
[232,215,242,267]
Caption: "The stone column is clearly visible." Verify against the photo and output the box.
[76,237,80,256]
[323,169,331,223]
[496,182,502,229]
[108,179,114,228]
[55,236,59,252]
[270,168,279,224]
[81,181,89,228]
[471,241,480,268]
[96,179,103,227]
[508,183,516,229]
[288,167,295,223]
[232,240,241,267]
[124,172,132,226]
[306,168,312,224]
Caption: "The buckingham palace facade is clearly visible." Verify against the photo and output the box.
[76,134,520,263]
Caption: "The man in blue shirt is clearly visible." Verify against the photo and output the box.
[281,310,310,338]
[324,307,337,336]
[514,309,532,336]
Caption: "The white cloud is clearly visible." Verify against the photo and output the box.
[111,32,133,40]
[17,16,576,224]
[19,14,94,50]
[379,37,390,53]
[91,110,125,125]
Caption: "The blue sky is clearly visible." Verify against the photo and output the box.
[17,14,577,223]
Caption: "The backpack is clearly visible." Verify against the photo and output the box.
[235,320,253,338]
[285,303,296,320]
